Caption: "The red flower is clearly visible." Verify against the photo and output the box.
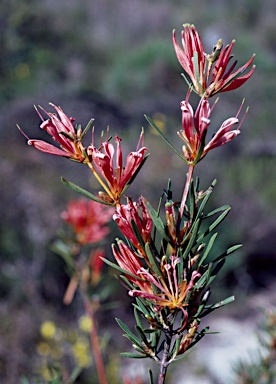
[18,103,88,162]
[112,240,152,293]
[173,24,255,97]
[87,132,147,205]
[113,197,152,252]
[61,199,114,245]
[178,93,245,164]
[129,256,201,315]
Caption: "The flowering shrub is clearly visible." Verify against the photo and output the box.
[19,23,255,383]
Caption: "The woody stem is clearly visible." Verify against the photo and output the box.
[157,333,172,384]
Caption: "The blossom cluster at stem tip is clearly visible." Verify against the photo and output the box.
[178,93,247,165]
[87,132,147,205]
[173,23,255,98]
[18,103,148,206]
[18,103,90,161]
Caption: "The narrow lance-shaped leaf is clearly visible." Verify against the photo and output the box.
[145,242,162,277]
[149,369,154,384]
[194,263,213,289]
[134,307,144,330]
[61,177,113,206]
[203,204,231,219]
[194,289,211,317]
[201,295,235,318]
[145,115,185,161]
[116,318,141,345]
[146,200,171,243]
[181,218,200,253]
[121,352,148,359]
[130,218,146,252]
[169,335,182,361]
[206,258,226,287]
[198,232,218,268]
[135,325,151,347]
[197,206,231,243]
[213,244,243,263]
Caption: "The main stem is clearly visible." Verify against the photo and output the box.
[157,334,172,384]
[179,164,194,219]
[85,301,108,384]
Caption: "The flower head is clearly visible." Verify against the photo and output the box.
[87,132,147,205]
[178,93,245,164]
[173,23,255,97]
[61,199,114,245]
[18,103,90,161]
[129,256,201,314]
[113,197,152,252]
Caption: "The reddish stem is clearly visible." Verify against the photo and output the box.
[85,301,108,384]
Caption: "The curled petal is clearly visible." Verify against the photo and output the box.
[27,139,71,157]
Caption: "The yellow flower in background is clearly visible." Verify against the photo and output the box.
[78,315,93,333]
[36,342,51,356]
[72,338,92,368]
[149,112,167,134]
[40,321,57,339]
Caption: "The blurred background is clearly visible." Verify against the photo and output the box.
[0,0,276,383]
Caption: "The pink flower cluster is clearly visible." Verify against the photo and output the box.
[61,199,114,245]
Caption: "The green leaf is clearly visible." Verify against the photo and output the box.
[149,369,154,384]
[145,200,170,243]
[201,296,235,317]
[135,325,149,345]
[194,290,211,317]
[169,335,181,360]
[197,206,231,243]
[121,352,147,359]
[61,177,113,206]
[50,240,75,270]
[145,242,162,277]
[181,218,200,255]
[203,205,231,219]
[206,259,226,287]
[130,218,145,252]
[174,344,198,361]
[194,264,213,289]
[81,118,94,139]
[196,180,217,217]
[213,244,243,263]
[116,318,141,345]
[69,367,82,382]
[198,233,218,268]
[193,128,207,165]
[134,307,143,330]
[145,115,185,161]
